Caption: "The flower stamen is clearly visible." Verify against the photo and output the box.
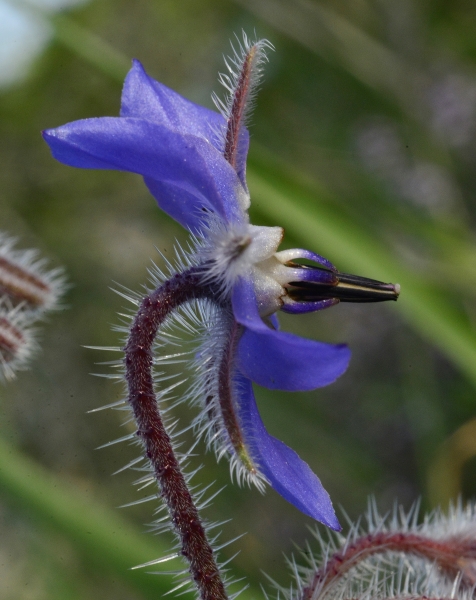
[285,264,400,304]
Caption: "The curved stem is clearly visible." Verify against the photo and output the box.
[124,266,228,600]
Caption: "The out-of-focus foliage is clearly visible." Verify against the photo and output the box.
[1,0,476,598]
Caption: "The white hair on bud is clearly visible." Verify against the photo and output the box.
[0,232,65,312]
[213,31,273,125]
[277,499,476,600]
[0,302,37,380]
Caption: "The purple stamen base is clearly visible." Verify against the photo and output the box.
[281,298,339,314]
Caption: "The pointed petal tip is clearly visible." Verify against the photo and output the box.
[320,511,341,531]
[292,489,341,530]
[42,127,62,154]
[236,374,342,529]
[129,57,145,74]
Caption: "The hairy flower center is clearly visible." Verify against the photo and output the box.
[200,219,287,309]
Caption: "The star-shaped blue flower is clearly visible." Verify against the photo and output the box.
[43,39,398,530]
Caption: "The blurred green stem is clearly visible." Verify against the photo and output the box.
[52,13,130,83]
[233,0,423,117]
[0,435,176,599]
[427,418,476,507]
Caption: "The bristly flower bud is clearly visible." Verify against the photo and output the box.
[0,304,36,381]
[0,233,65,312]
[281,500,476,600]
[0,232,65,380]
[213,32,274,175]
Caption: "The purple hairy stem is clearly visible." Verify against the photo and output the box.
[124,266,228,600]
[223,45,257,168]
[218,318,243,452]
[300,531,476,600]
[216,317,257,474]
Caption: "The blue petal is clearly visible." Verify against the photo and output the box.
[268,313,280,330]
[143,177,217,228]
[43,117,245,230]
[236,374,340,528]
[121,60,225,143]
[232,277,351,391]
[120,60,250,190]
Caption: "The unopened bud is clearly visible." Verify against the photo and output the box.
[0,233,64,312]
[0,307,36,380]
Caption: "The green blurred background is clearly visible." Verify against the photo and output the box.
[1,0,476,598]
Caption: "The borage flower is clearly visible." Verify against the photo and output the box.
[43,36,399,530]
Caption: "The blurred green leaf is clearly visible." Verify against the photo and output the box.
[0,435,181,599]
[233,0,422,116]
[52,13,130,82]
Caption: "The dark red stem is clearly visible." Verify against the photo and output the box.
[124,266,228,600]
[301,531,476,600]
[223,46,255,168]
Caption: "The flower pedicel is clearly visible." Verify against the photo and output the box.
[43,34,399,596]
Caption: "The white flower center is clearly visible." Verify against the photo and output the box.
[201,219,304,316]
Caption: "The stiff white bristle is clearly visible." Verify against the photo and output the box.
[0,301,38,381]
[212,32,274,151]
[0,232,66,313]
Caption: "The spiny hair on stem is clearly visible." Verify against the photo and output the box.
[92,272,252,597]
[135,261,269,494]
[193,216,254,301]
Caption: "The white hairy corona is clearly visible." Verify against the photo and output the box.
[196,215,302,316]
